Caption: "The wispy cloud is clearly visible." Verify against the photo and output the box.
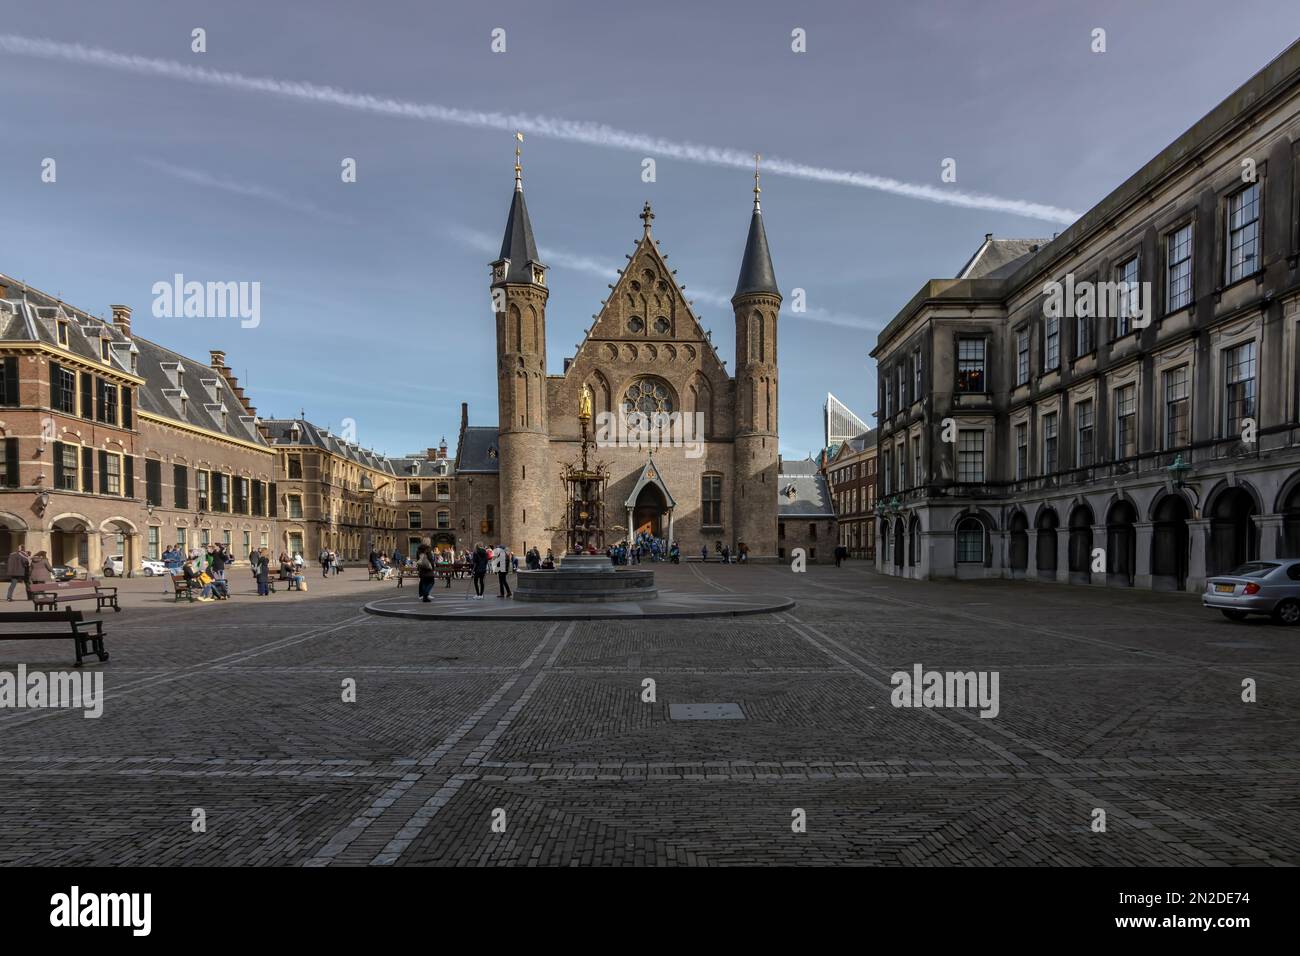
[0,34,1080,225]
[446,226,882,331]
[139,157,350,224]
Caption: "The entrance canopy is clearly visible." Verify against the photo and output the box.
[624,456,677,509]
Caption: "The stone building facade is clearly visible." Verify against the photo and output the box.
[776,458,835,563]
[0,275,278,572]
[261,419,400,561]
[871,38,1300,592]
[484,160,783,558]
[825,428,877,560]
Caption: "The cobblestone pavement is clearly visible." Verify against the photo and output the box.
[1,562,1296,866]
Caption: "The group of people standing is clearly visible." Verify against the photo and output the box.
[410,543,515,602]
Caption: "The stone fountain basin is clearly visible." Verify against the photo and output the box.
[514,556,657,603]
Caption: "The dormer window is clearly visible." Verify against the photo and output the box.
[57,321,69,347]
[100,338,111,362]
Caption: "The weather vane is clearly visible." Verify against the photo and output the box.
[753,152,762,210]
[514,131,524,188]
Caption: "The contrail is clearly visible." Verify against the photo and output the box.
[139,158,352,223]
[447,226,882,331]
[0,34,1081,225]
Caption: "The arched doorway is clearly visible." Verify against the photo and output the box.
[633,483,667,538]
[1151,494,1190,590]
[892,517,905,569]
[1008,511,1029,577]
[1106,500,1137,587]
[1068,504,1094,584]
[0,512,28,559]
[955,515,986,568]
[50,515,91,569]
[908,516,921,567]
[1280,480,1300,557]
[1209,486,1257,574]
[100,518,137,576]
[1036,508,1059,577]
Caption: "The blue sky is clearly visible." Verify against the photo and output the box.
[2,0,1298,459]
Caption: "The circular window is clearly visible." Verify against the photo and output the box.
[653,316,670,334]
[623,378,673,416]
[627,316,644,333]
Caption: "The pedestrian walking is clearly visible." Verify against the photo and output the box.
[471,543,488,599]
[493,544,513,598]
[5,546,31,601]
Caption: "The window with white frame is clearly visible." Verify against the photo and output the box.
[1016,329,1029,385]
[913,348,922,398]
[1163,365,1190,448]
[1015,422,1028,480]
[1227,184,1260,283]
[1043,412,1058,473]
[1076,310,1093,357]
[1224,341,1256,436]
[957,429,984,483]
[883,371,893,417]
[1115,384,1137,458]
[1076,399,1094,467]
[1166,224,1193,312]
[897,443,906,489]
[912,436,922,486]
[898,364,907,410]
[1115,256,1139,338]
[956,338,985,392]
[1044,317,1060,370]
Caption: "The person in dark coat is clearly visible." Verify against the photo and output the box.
[255,550,271,596]
[471,544,488,600]
[416,544,437,603]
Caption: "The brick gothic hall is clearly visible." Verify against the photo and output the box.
[466,158,785,559]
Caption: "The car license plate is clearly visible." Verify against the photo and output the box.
[1215,584,1235,593]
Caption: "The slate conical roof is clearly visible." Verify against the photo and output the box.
[733,204,779,299]
[495,183,543,284]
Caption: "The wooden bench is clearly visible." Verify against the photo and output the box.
[171,574,195,602]
[28,579,119,613]
[395,567,422,588]
[0,609,108,665]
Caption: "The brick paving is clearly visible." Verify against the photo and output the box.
[0,562,1296,866]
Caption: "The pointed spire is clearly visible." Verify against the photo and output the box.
[734,157,779,299]
[514,130,523,191]
[494,132,544,285]
[640,201,655,235]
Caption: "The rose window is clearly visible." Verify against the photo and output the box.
[623,378,673,416]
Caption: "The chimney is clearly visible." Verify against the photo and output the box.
[0,280,9,299]
[209,349,226,369]
[427,448,440,460]
[110,304,132,336]
[439,436,448,459]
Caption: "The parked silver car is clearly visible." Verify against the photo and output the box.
[1202,559,1300,624]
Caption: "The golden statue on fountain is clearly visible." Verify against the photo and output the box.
[546,384,615,554]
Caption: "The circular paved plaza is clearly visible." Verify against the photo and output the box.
[0,561,1296,866]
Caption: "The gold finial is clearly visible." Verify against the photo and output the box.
[514,131,524,190]
[753,153,762,211]
[579,384,593,421]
